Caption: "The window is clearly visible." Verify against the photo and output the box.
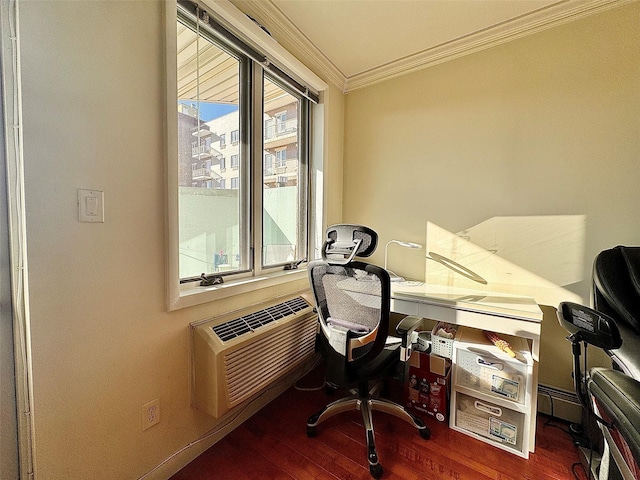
[275,111,287,134]
[275,148,286,168]
[169,0,324,308]
[264,154,273,175]
[264,118,274,140]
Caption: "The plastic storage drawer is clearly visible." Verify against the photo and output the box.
[452,391,529,457]
[453,328,532,405]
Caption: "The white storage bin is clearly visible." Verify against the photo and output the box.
[453,328,532,406]
[430,322,459,358]
[452,391,529,457]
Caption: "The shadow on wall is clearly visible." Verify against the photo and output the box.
[423,217,586,307]
[423,216,600,394]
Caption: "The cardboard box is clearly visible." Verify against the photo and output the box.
[404,350,451,422]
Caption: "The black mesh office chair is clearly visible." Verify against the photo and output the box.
[557,246,640,480]
[306,224,429,479]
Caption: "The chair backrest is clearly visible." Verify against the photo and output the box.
[308,225,390,383]
[593,246,640,334]
[592,246,640,379]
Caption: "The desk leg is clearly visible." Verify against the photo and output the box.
[530,359,539,453]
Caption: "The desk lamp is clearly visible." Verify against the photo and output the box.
[384,240,423,282]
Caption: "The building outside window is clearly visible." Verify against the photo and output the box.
[172,0,319,291]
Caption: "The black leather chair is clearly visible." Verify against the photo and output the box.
[557,245,640,480]
[306,224,429,479]
[593,246,640,380]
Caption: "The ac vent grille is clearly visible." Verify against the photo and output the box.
[212,296,310,342]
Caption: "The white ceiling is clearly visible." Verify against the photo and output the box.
[232,0,627,92]
[271,0,559,78]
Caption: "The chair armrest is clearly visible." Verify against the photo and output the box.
[395,315,422,362]
[396,315,422,336]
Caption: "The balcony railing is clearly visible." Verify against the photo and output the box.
[192,167,212,180]
[192,144,223,159]
[192,144,212,159]
[264,118,297,141]
[192,167,223,181]
[264,160,297,177]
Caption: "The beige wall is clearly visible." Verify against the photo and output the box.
[343,3,640,390]
[16,0,638,478]
[17,1,342,478]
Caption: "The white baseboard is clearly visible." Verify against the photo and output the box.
[139,357,318,480]
[537,384,582,424]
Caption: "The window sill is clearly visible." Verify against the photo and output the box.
[168,267,309,311]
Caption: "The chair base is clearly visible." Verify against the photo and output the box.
[306,382,430,479]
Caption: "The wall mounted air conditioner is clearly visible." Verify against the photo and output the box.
[191,293,317,418]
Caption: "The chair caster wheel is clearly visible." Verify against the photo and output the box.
[306,426,316,438]
[369,463,383,479]
[419,428,431,440]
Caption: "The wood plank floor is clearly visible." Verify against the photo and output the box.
[171,366,586,480]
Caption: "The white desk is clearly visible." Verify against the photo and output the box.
[390,281,543,453]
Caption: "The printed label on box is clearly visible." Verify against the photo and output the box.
[457,410,488,434]
[489,417,518,445]
[491,376,520,399]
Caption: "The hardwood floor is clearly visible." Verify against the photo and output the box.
[171,367,585,480]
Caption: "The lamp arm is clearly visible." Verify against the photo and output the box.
[384,239,423,272]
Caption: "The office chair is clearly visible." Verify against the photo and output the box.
[557,246,640,480]
[306,224,429,479]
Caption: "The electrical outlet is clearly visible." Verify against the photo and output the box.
[142,399,160,431]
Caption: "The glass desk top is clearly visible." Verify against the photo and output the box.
[391,281,543,322]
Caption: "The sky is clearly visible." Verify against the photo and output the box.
[179,100,238,122]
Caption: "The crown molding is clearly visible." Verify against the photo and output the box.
[345,0,633,92]
[228,0,347,91]
[230,0,633,94]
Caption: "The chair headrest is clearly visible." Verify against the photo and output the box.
[323,224,378,265]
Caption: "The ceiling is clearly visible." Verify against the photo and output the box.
[231,0,627,92]
[271,0,559,79]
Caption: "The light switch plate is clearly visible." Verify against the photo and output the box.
[78,189,104,223]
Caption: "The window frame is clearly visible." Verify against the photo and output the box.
[166,0,327,311]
